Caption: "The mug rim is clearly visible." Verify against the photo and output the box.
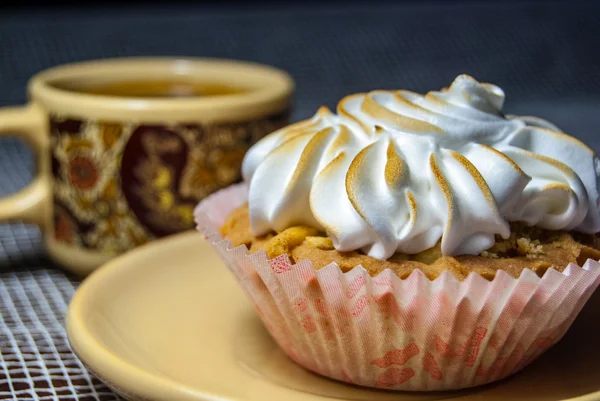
[28,57,294,122]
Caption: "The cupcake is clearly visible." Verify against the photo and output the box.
[195,75,600,391]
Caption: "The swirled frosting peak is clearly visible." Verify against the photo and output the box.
[242,75,600,259]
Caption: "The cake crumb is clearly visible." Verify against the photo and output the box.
[304,236,335,250]
[517,237,543,256]
[481,251,499,259]
[265,226,319,257]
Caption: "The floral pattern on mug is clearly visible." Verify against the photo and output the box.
[50,109,290,253]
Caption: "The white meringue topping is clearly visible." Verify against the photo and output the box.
[242,75,600,259]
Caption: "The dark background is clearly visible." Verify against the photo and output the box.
[1,0,600,262]
[2,1,600,121]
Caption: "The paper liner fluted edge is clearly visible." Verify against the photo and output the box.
[194,183,600,391]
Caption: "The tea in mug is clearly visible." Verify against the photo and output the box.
[53,79,247,98]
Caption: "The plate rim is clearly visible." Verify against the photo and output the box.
[66,230,600,401]
[67,231,221,401]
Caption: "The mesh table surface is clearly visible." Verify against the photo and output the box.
[1,1,600,400]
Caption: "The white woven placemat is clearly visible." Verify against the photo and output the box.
[0,266,122,401]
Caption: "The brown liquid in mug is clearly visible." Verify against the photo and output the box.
[56,79,247,98]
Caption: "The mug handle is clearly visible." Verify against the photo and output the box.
[0,104,50,227]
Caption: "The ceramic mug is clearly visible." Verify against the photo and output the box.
[0,57,293,275]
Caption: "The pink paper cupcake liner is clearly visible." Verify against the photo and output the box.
[195,183,600,391]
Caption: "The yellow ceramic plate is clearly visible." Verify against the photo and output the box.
[67,231,600,401]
